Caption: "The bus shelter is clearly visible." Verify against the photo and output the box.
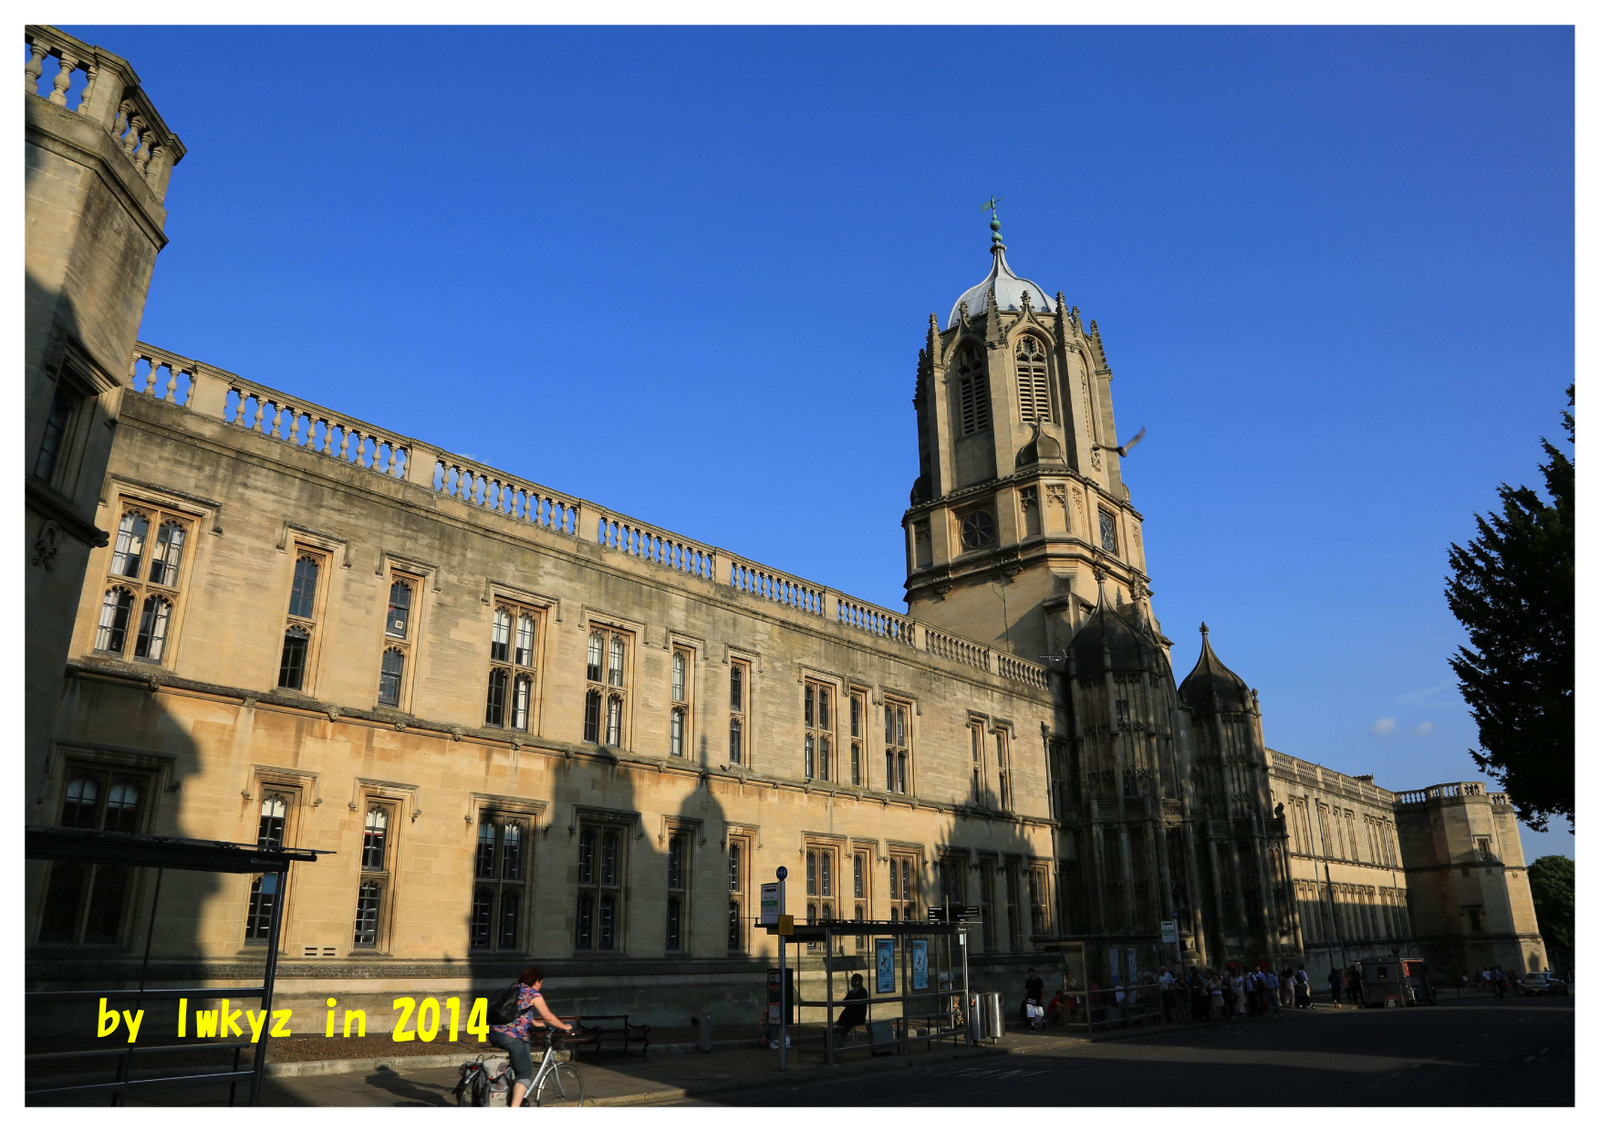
[780,919,971,1066]
[25,826,321,1106]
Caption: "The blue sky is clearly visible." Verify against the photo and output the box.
[68,25,1574,858]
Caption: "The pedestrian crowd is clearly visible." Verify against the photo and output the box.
[1159,963,1310,1023]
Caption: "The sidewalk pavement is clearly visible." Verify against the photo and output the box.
[260,1026,1094,1107]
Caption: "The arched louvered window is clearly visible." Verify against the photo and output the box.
[1015,336,1050,425]
[954,345,990,437]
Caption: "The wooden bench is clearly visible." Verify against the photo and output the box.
[567,1014,650,1059]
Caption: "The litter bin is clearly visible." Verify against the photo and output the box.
[980,991,1004,1041]
[968,993,985,1042]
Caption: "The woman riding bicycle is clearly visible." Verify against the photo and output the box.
[489,966,574,1108]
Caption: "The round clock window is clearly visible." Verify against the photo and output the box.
[960,510,995,550]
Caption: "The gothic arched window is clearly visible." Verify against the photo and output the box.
[1015,336,1050,425]
[954,345,990,437]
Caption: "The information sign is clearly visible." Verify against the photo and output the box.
[875,938,896,995]
[760,882,782,926]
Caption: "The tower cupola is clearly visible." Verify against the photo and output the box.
[948,215,1055,324]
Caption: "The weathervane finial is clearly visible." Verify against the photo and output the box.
[980,196,1005,248]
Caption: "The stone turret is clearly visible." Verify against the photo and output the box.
[25,24,184,776]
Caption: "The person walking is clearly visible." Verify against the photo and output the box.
[1024,967,1045,1022]
[1264,968,1282,1016]
[488,967,575,1109]
[1295,965,1312,1008]
[1346,966,1364,1008]
[1234,970,1248,1018]
[1207,970,1224,1021]
[1158,966,1177,1024]
[1327,967,1343,1008]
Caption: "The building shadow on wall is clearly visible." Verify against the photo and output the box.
[25,682,249,1104]
[932,771,1065,1014]
[463,730,734,1037]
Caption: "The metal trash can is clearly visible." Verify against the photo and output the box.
[968,993,986,1041]
[980,991,1004,1041]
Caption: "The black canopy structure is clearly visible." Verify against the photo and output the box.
[25,825,323,1106]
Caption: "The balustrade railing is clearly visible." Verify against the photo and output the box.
[129,347,196,407]
[725,558,827,615]
[1397,790,1426,806]
[998,652,1051,689]
[25,25,184,202]
[594,514,713,579]
[924,626,989,672]
[432,456,579,535]
[222,382,411,480]
[835,596,913,642]
[125,338,1053,691]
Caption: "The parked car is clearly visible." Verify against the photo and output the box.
[1521,973,1567,996]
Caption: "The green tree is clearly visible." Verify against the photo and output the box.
[1526,855,1573,955]
[1445,387,1573,831]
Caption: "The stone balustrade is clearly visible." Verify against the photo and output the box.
[431,455,580,535]
[594,514,713,579]
[835,595,913,643]
[998,652,1051,689]
[725,557,828,616]
[25,25,184,202]
[1397,782,1492,805]
[226,381,411,480]
[924,626,990,671]
[125,338,1053,692]
[129,346,197,407]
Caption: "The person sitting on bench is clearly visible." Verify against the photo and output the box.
[833,974,870,1039]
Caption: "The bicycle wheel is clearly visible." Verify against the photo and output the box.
[534,1061,585,1107]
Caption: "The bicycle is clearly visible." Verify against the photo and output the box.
[455,1030,585,1107]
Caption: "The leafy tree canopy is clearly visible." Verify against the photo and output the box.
[1445,387,1573,832]
[1526,855,1573,952]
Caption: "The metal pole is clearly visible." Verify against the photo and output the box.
[824,926,835,1067]
[960,929,971,1046]
[250,865,289,1106]
[778,877,787,1072]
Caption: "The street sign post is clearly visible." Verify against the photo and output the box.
[1160,920,1178,944]
[759,882,781,927]
[775,867,788,1071]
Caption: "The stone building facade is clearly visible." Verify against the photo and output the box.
[23,27,1546,1029]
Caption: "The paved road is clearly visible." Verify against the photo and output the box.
[679,996,1574,1107]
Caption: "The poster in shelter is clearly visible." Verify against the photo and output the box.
[911,939,929,990]
[875,938,896,995]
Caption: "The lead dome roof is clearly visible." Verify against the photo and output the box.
[1178,624,1252,714]
[949,223,1055,325]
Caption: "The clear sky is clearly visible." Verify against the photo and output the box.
[67,24,1574,859]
